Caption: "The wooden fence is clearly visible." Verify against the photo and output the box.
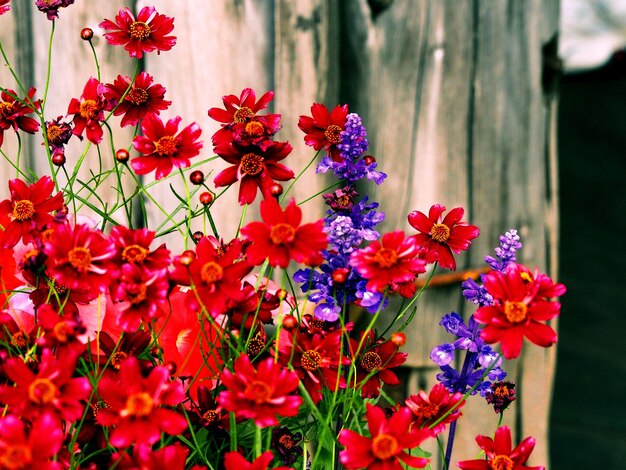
[0,0,560,467]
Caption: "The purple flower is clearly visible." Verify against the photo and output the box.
[461,276,494,306]
[484,229,522,271]
[36,0,75,20]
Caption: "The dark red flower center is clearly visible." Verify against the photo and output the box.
[244,120,265,136]
[245,380,272,404]
[53,321,72,343]
[371,433,399,460]
[11,332,28,348]
[233,106,254,124]
[68,247,92,271]
[0,101,14,118]
[335,195,352,210]
[0,444,32,469]
[123,391,154,417]
[324,124,342,144]
[301,350,322,371]
[79,99,99,120]
[125,87,149,105]
[200,261,223,284]
[154,135,178,156]
[111,351,128,370]
[246,334,265,357]
[28,377,57,405]
[360,351,382,372]
[374,248,398,268]
[414,402,440,420]
[129,21,151,40]
[50,278,67,295]
[122,244,148,263]
[430,223,451,243]
[504,301,527,323]
[270,223,296,245]
[240,152,265,176]
[279,434,295,449]
[494,384,511,398]
[202,409,219,425]
[46,124,64,143]
[12,200,35,221]
[490,455,514,470]
[127,283,148,304]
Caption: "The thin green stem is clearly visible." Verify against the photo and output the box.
[279,150,321,203]
[41,21,56,111]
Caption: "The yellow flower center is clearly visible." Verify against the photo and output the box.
[202,409,219,424]
[68,247,92,271]
[122,244,149,263]
[245,380,272,404]
[360,351,382,372]
[123,391,154,417]
[53,321,72,343]
[371,433,399,460]
[12,200,35,221]
[430,223,451,243]
[244,120,265,136]
[0,101,14,118]
[125,87,149,105]
[111,351,128,370]
[490,455,514,470]
[11,332,28,349]
[374,248,398,268]
[233,106,254,124]
[129,21,151,40]
[200,261,223,284]
[28,377,57,405]
[79,99,99,120]
[270,223,296,245]
[46,124,64,143]
[0,444,32,469]
[504,301,527,323]
[279,434,295,449]
[301,350,322,371]
[154,135,178,157]
[324,124,342,144]
[240,152,264,176]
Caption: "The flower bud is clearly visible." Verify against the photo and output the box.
[282,315,298,330]
[332,267,350,284]
[270,183,283,196]
[80,28,94,41]
[199,191,213,206]
[51,152,66,166]
[363,155,376,165]
[391,332,406,347]
[190,170,204,185]
[115,148,130,163]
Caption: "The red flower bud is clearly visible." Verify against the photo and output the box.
[363,155,376,165]
[270,183,283,196]
[115,148,130,163]
[80,28,94,41]
[391,332,406,347]
[190,170,204,185]
[52,153,66,166]
[192,231,204,243]
[199,191,213,206]
[332,267,350,284]
[282,315,298,330]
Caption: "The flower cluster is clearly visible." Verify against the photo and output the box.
[0,4,564,469]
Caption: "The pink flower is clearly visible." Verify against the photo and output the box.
[100,6,176,59]
[131,114,203,180]
[218,354,302,428]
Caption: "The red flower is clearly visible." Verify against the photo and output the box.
[109,225,171,272]
[0,413,64,470]
[0,243,20,308]
[0,176,64,249]
[338,404,433,469]
[405,383,464,434]
[113,443,190,470]
[0,348,91,423]
[350,331,407,398]
[474,263,566,359]
[154,287,223,399]
[0,87,40,147]
[170,237,251,318]
[43,222,116,297]
[214,141,294,205]
[208,88,281,149]
[103,72,171,127]
[131,113,203,180]
[218,354,302,428]
[349,231,426,294]
[35,304,86,356]
[0,1,10,16]
[458,425,544,470]
[44,116,73,158]
[408,204,479,270]
[298,103,349,162]
[241,197,327,268]
[100,6,176,59]
[277,327,350,404]
[67,77,112,144]
[224,451,292,470]
[96,357,187,447]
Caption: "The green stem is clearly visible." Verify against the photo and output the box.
[279,150,321,203]
[41,21,56,111]
[87,39,101,81]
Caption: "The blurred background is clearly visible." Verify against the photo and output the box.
[0,0,623,468]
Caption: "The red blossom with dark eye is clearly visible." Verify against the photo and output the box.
[131,113,203,180]
[405,383,465,434]
[0,175,64,249]
[218,354,302,428]
[100,6,176,59]
[214,141,294,205]
[103,72,171,127]
[474,262,566,359]
[408,204,479,271]
[298,103,349,162]
[458,425,544,470]
[67,77,112,144]
[0,87,40,147]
